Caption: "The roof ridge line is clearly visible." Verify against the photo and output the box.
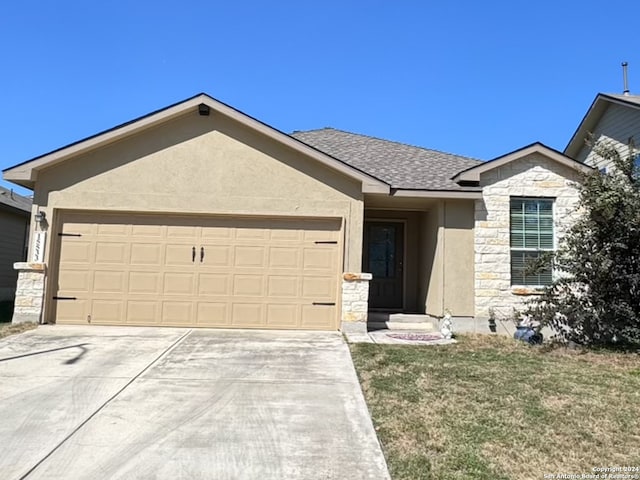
[293,127,482,162]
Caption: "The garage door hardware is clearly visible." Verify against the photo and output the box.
[191,246,206,262]
[312,302,335,306]
[58,233,82,237]
[314,241,337,244]
[53,296,77,300]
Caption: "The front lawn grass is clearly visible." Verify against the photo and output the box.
[350,334,640,480]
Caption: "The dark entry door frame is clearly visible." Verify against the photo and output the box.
[363,219,406,310]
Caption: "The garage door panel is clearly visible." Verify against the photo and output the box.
[165,244,196,266]
[200,245,232,266]
[196,303,229,326]
[59,241,93,264]
[233,275,264,296]
[200,225,233,240]
[232,304,264,327]
[93,271,126,294]
[95,242,128,265]
[301,305,335,329]
[198,273,231,296]
[96,224,129,236]
[61,222,94,235]
[302,277,335,299]
[266,304,298,327]
[166,225,198,239]
[269,229,303,241]
[131,224,164,237]
[128,272,161,295]
[58,270,92,293]
[91,300,124,324]
[127,301,159,324]
[162,301,193,324]
[234,246,265,267]
[55,213,341,330]
[267,276,299,297]
[303,248,336,271]
[268,247,301,269]
[304,227,339,242]
[56,299,89,324]
[130,243,163,265]
[163,273,194,295]
[235,227,268,240]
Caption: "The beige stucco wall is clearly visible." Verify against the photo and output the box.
[474,154,582,319]
[418,210,432,313]
[442,200,475,317]
[31,111,364,278]
[423,203,443,316]
[419,200,474,318]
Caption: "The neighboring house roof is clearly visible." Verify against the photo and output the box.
[291,128,482,191]
[0,185,31,214]
[453,142,594,183]
[565,93,640,158]
[3,94,390,194]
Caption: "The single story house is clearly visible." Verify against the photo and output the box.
[0,186,31,301]
[3,93,597,332]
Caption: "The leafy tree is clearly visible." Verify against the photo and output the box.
[526,140,640,347]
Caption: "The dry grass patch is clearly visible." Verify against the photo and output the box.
[350,334,640,480]
[0,322,37,339]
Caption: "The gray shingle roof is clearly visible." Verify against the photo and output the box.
[291,128,482,191]
[0,186,32,213]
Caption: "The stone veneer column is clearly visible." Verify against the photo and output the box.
[12,262,46,324]
[340,272,372,333]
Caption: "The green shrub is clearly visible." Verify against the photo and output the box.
[527,140,640,347]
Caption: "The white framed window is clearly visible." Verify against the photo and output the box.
[510,197,554,286]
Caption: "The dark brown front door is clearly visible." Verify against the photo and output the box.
[364,221,404,309]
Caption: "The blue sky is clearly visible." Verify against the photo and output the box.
[1,0,638,195]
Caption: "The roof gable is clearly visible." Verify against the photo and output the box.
[565,93,640,159]
[3,94,390,194]
[452,142,593,183]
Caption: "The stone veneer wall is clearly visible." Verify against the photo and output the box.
[12,262,46,324]
[474,154,582,319]
[341,272,372,333]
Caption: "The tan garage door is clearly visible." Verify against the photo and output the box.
[53,212,342,330]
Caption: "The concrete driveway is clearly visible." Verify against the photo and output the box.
[0,326,389,480]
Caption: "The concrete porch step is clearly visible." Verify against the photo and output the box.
[367,313,439,332]
[368,321,437,331]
